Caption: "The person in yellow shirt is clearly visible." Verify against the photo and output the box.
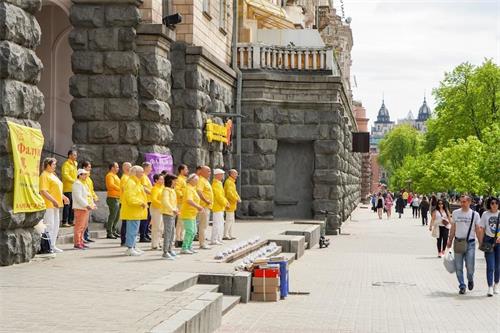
[180,174,203,254]
[81,161,99,243]
[223,169,241,240]
[150,174,165,250]
[196,166,213,250]
[139,162,153,242]
[162,174,178,260]
[120,165,148,256]
[39,158,69,254]
[211,169,229,245]
[174,164,188,248]
[61,150,78,227]
[119,162,132,246]
[105,162,121,239]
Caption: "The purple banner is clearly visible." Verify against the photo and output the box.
[144,153,173,182]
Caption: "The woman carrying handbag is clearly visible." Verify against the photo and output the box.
[430,199,452,258]
[478,197,500,297]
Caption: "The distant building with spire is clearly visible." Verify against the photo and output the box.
[396,97,432,132]
[370,100,395,152]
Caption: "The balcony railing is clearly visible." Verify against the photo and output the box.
[237,43,341,75]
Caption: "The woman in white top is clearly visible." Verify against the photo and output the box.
[478,197,500,297]
[430,199,452,258]
[72,169,96,249]
[411,196,420,219]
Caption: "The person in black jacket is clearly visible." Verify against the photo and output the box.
[395,194,405,219]
[420,196,430,226]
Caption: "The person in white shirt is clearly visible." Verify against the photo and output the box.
[447,195,481,295]
[72,169,96,250]
[411,195,420,218]
[478,197,500,297]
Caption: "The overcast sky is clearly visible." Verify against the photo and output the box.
[340,0,500,127]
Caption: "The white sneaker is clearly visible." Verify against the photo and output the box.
[216,241,223,245]
[134,247,144,254]
[169,250,177,257]
[125,248,141,256]
[190,248,198,253]
[53,247,63,253]
[487,286,494,297]
[180,249,193,254]
[199,244,211,250]
[209,242,218,246]
[494,284,499,294]
[162,252,175,260]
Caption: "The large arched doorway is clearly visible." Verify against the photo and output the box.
[35,0,73,156]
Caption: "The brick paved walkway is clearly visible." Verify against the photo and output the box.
[218,207,498,333]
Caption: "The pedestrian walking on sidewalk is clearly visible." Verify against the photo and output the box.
[121,166,148,256]
[105,162,121,239]
[420,196,430,225]
[224,169,241,240]
[411,195,420,218]
[39,158,69,254]
[211,169,229,245]
[384,192,393,219]
[161,174,178,260]
[376,193,384,219]
[478,197,500,297]
[429,199,451,258]
[395,194,405,219]
[180,174,204,254]
[150,174,165,250]
[72,169,96,250]
[447,195,481,295]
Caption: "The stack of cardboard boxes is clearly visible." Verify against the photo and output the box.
[251,260,280,302]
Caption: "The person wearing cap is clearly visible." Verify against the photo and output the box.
[196,166,213,249]
[211,169,229,245]
[224,169,241,240]
[119,162,132,246]
[180,174,203,254]
[72,169,96,249]
[174,164,188,248]
[121,165,148,256]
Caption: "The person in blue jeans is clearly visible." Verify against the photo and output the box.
[478,197,500,297]
[447,195,481,295]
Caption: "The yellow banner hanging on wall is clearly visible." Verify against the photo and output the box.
[206,119,233,144]
[7,122,46,213]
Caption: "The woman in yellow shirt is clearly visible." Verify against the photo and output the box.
[81,161,99,243]
[162,174,178,260]
[39,158,69,254]
[180,174,203,254]
[150,174,165,250]
[120,166,148,256]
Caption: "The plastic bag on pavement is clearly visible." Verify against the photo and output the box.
[443,251,456,273]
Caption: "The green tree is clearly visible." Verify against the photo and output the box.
[378,124,422,174]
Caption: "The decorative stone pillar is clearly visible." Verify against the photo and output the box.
[69,0,143,189]
[0,0,45,265]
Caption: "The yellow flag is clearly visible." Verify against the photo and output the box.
[7,122,46,213]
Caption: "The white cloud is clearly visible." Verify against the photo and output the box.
[340,0,499,126]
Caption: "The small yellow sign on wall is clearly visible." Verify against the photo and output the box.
[206,119,233,144]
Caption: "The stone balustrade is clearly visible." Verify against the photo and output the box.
[237,43,340,74]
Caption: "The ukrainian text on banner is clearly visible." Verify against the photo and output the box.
[7,122,45,213]
[144,153,173,182]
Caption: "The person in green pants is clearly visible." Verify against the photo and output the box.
[179,174,203,254]
[105,162,121,239]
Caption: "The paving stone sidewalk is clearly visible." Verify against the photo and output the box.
[218,207,499,333]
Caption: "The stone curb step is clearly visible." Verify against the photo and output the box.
[222,296,241,316]
[135,273,199,292]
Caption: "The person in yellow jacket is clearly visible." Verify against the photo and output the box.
[61,149,78,227]
[139,162,153,242]
[81,161,99,243]
[120,165,148,256]
[224,169,241,240]
[196,166,213,249]
[180,174,204,254]
[174,164,188,248]
[150,174,165,250]
[119,162,132,245]
[211,169,229,245]
[162,174,179,260]
[106,162,121,239]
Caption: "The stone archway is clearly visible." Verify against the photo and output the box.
[35,0,73,156]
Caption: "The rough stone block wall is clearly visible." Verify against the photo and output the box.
[0,0,45,265]
[360,152,371,202]
[69,0,145,190]
[170,43,235,169]
[239,72,361,234]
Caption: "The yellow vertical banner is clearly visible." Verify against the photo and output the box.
[7,122,46,213]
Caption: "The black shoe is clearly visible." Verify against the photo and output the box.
[468,281,474,291]
[139,238,151,243]
[175,240,182,248]
[459,287,466,294]
[86,239,95,243]
[145,236,152,241]
[113,232,121,238]
[107,235,117,239]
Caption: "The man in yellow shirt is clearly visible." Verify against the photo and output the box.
[402,190,409,206]
[224,169,241,240]
[196,166,213,249]
[61,150,78,227]
[139,162,153,242]
[174,164,188,248]
[119,162,132,246]
[106,162,121,239]
[81,161,99,243]
[211,169,229,245]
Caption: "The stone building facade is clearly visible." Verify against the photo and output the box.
[353,101,370,202]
